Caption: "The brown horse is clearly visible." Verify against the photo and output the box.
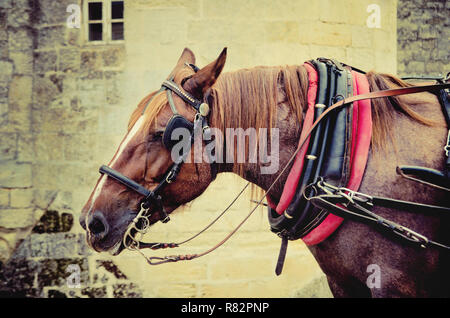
[80,48,450,297]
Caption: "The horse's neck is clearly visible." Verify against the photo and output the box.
[214,84,301,199]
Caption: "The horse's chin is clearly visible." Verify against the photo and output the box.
[109,240,125,256]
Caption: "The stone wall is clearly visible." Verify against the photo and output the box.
[0,0,139,297]
[397,0,449,76]
[0,0,399,298]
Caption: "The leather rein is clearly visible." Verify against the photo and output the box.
[100,73,450,265]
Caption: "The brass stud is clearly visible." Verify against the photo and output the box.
[199,103,210,116]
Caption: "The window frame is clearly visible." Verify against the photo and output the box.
[83,0,124,45]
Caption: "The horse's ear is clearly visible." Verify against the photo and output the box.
[183,48,227,99]
[168,48,196,79]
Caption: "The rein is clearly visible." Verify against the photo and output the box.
[99,72,450,265]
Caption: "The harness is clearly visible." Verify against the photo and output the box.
[97,60,450,270]
[268,59,450,275]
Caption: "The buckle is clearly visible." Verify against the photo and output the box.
[165,170,175,183]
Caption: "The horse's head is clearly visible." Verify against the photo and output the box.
[80,48,227,255]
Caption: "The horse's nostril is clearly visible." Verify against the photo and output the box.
[88,211,109,238]
[89,218,105,234]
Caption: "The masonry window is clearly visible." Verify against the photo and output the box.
[85,0,124,43]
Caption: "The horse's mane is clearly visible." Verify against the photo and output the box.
[208,65,309,178]
[127,63,436,181]
[365,71,437,151]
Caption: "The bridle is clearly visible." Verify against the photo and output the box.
[98,64,450,265]
[99,63,217,254]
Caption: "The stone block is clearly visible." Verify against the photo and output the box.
[0,188,9,207]
[299,22,352,47]
[418,24,439,39]
[8,75,32,132]
[187,20,233,44]
[425,62,445,75]
[8,28,33,51]
[34,133,65,161]
[0,132,17,160]
[0,0,12,9]
[265,21,300,43]
[319,0,351,24]
[16,133,33,162]
[0,258,41,297]
[113,283,142,298]
[27,233,78,258]
[32,74,62,110]
[66,28,80,47]
[10,188,33,208]
[155,283,196,298]
[372,28,396,53]
[32,162,67,189]
[63,163,99,190]
[80,50,103,74]
[59,48,80,73]
[421,39,438,50]
[351,26,373,48]
[32,189,59,211]
[104,71,124,105]
[0,60,13,83]
[64,134,97,162]
[102,47,125,68]
[265,0,320,21]
[77,87,105,108]
[8,75,32,105]
[138,0,201,17]
[34,50,57,74]
[405,61,425,74]
[0,161,32,187]
[9,50,33,75]
[374,49,396,74]
[34,106,65,133]
[0,101,7,127]
[64,107,99,134]
[6,6,31,28]
[0,208,35,228]
[203,0,267,20]
[0,39,7,59]
[209,255,274,280]
[346,47,375,71]
[37,26,66,49]
[81,286,107,298]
